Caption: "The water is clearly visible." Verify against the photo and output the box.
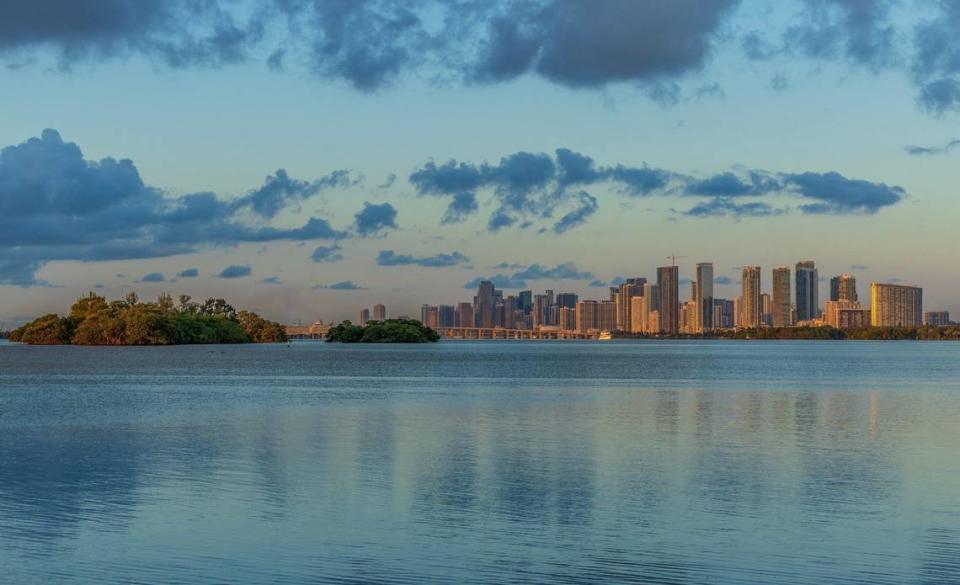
[1,339,958,584]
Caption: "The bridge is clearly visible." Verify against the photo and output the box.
[436,327,600,340]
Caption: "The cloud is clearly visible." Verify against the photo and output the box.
[260,276,282,284]
[139,272,165,283]
[464,274,527,290]
[552,192,598,234]
[354,202,398,237]
[310,244,344,263]
[376,250,469,267]
[409,148,672,231]
[851,264,869,270]
[912,3,960,114]
[229,168,354,218]
[216,265,251,278]
[472,0,739,88]
[0,129,353,286]
[785,0,898,71]
[905,138,960,155]
[177,268,199,278]
[513,262,593,281]
[588,280,608,288]
[684,198,785,218]
[714,275,734,286]
[785,171,905,214]
[314,281,366,290]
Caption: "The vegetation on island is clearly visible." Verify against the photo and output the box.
[326,319,440,343]
[718,326,960,340]
[9,292,287,345]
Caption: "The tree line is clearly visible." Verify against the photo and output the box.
[326,319,440,343]
[717,326,960,340]
[9,293,287,345]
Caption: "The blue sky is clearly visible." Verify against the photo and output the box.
[1,0,958,325]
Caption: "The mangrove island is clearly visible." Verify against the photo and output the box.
[9,292,287,345]
[326,319,440,343]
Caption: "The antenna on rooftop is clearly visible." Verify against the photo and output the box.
[666,255,686,267]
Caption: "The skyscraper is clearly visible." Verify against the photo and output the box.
[741,266,762,329]
[503,296,517,329]
[696,262,714,332]
[830,274,858,303]
[455,302,474,328]
[600,300,617,332]
[372,304,386,321]
[795,261,819,321]
[518,290,533,314]
[438,305,455,328]
[359,308,370,327]
[532,294,548,328]
[556,293,578,309]
[576,300,600,332]
[476,281,495,328]
[616,281,641,332]
[657,266,679,335]
[871,283,922,327]
[772,266,791,327]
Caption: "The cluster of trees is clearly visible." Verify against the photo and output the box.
[9,293,287,345]
[326,319,440,343]
[719,326,960,341]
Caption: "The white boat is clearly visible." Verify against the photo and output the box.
[598,330,613,341]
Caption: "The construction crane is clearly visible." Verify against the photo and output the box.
[666,255,686,267]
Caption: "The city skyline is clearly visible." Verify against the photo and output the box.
[2,1,960,325]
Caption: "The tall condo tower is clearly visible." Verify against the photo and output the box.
[696,263,714,332]
[657,266,680,335]
[772,266,791,327]
[741,266,762,329]
[795,261,819,321]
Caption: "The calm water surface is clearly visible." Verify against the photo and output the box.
[1,340,958,584]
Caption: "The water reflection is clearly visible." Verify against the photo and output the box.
[0,342,958,583]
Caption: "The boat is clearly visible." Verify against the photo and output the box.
[598,330,613,341]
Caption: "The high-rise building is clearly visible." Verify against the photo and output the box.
[424,306,439,329]
[556,292,578,309]
[824,300,868,329]
[761,293,772,326]
[532,294,548,328]
[616,281,641,332]
[695,263,714,333]
[630,296,644,333]
[503,296,517,329]
[925,311,950,326]
[714,299,735,329]
[372,304,386,321]
[829,274,858,303]
[871,283,923,327]
[438,305,455,328]
[455,302,474,328]
[772,266,791,328]
[559,307,577,331]
[795,261,819,321]
[741,266,762,329]
[657,266,680,335]
[634,283,659,333]
[359,308,370,327]
[600,300,617,332]
[518,290,533,314]
[476,281,495,328]
[576,300,600,332]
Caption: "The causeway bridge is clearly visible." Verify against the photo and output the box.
[436,327,599,340]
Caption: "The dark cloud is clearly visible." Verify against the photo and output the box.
[229,168,354,218]
[684,198,785,218]
[314,281,366,290]
[177,268,199,278]
[512,262,593,281]
[464,274,527,290]
[714,275,734,285]
[139,272,166,283]
[376,250,469,268]
[0,130,355,286]
[310,244,344,263]
[784,171,905,214]
[785,0,898,71]
[412,149,904,229]
[0,0,264,70]
[912,2,960,113]
[588,280,608,288]
[552,192,597,234]
[260,276,282,284]
[473,0,739,88]
[851,264,869,270]
[354,202,398,237]
[904,138,960,155]
[217,265,251,278]
[409,148,672,231]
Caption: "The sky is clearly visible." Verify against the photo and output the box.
[1,0,958,326]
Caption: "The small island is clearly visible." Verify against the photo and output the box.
[9,292,287,345]
[326,319,440,343]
